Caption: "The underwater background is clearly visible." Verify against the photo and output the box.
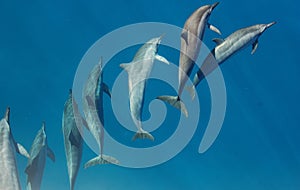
[0,0,299,189]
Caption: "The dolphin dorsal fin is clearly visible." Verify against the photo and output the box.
[251,40,259,54]
[181,30,188,45]
[212,38,224,45]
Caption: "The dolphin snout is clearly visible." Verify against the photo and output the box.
[211,2,220,10]
[266,21,276,28]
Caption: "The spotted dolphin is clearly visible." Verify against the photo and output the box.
[83,58,119,168]
[25,122,55,190]
[120,36,170,141]
[62,89,84,190]
[157,2,221,117]
[0,107,29,190]
[190,21,276,96]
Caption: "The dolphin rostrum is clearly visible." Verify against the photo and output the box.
[25,122,55,190]
[157,2,221,117]
[190,21,276,97]
[0,107,30,190]
[120,36,170,141]
[62,89,84,190]
[83,58,119,168]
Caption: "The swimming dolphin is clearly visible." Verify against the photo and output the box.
[157,2,221,117]
[120,36,170,141]
[0,107,29,190]
[83,58,119,168]
[189,21,276,97]
[25,122,55,190]
[62,89,84,190]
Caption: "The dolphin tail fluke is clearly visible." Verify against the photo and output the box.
[156,96,188,117]
[84,155,119,169]
[132,130,154,141]
[186,85,196,100]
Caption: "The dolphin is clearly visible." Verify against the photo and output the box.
[62,89,84,190]
[83,58,119,168]
[25,122,55,190]
[120,36,170,141]
[157,2,221,117]
[0,107,29,190]
[189,21,276,97]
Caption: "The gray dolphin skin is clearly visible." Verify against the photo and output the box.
[25,122,55,190]
[62,89,83,190]
[0,107,30,190]
[83,58,119,168]
[120,36,170,141]
[190,22,276,96]
[157,2,221,117]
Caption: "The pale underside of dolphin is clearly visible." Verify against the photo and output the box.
[120,36,170,141]
[157,2,221,117]
[189,21,277,97]
[62,89,84,190]
[25,122,55,190]
[83,58,119,169]
[0,107,29,190]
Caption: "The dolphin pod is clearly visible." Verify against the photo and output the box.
[83,58,119,168]
[157,2,221,117]
[120,36,170,141]
[0,107,29,190]
[62,90,84,190]
[25,122,55,190]
[188,22,276,97]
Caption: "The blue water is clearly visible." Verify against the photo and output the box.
[1,0,299,189]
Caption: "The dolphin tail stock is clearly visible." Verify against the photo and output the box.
[156,95,188,117]
[186,85,196,100]
[84,155,119,169]
[132,130,154,141]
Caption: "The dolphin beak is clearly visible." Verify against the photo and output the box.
[211,2,220,10]
[266,21,276,28]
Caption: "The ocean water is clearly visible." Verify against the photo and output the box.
[0,0,299,189]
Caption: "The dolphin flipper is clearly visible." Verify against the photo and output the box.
[16,143,30,158]
[155,54,170,65]
[251,40,258,54]
[132,130,154,141]
[102,83,111,98]
[47,147,55,162]
[186,85,196,100]
[156,96,188,117]
[208,23,222,35]
[84,155,119,169]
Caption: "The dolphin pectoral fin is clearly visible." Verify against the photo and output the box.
[212,38,224,46]
[208,23,222,35]
[132,130,154,141]
[120,63,131,72]
[186,85,196,100]
[156,96,188,117]
[155,54,170,65]
[251,40,258,55]
[69,130,80,148]
[84,155,119,169]
[181,30,189,45]
[102,83,111,98]
[47,147,55,162]
[16,143,30,158]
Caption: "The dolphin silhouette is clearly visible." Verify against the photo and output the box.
[0,107,29,190]
[120,36,170,141]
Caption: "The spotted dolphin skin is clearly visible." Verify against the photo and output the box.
[25,122,55,190]
[62,89,83,190]
[157,2,221,117]
[120,36,170,141]
[83,58,119,168]
[0,107,29,190]
[190,22,276,95]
